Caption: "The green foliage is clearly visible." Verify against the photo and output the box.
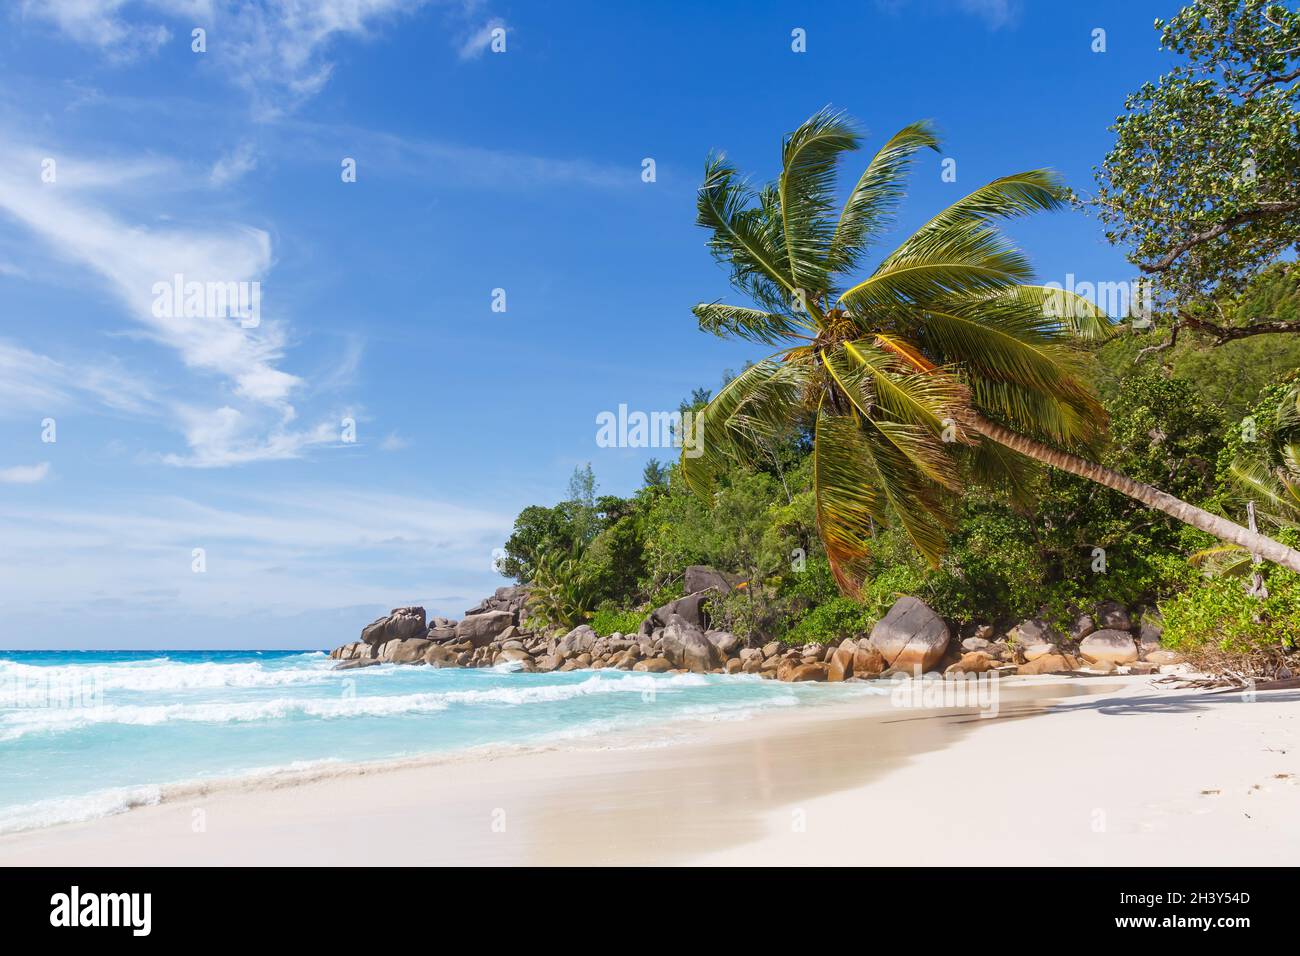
[589,608,645,637]
[1092,0,1300,299]
[1161,564,1300,656]
[524,553,602,632]
[784,596,875,646]
[1098,265,1300,422]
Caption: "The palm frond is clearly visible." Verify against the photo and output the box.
[812,402,888,596]
[1002,285,1119,342]
[778,107,859,293]
[821,347,963,490]
[839,225,1033,311]
[963,437,1043,509]
[909,169,1067,233]
[696,153,796,312]
[1188,544,1255,578]
[842,338,973,440]
[827,120,940,276]
[680,358,805,498]
[692,301,813,346]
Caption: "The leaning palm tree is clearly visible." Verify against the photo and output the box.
[681,108,1300,594]
[1193,382,1300,579]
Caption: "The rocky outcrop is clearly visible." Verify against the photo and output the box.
[869,597,950,672]
[360,606,427,646]
[456,610,515,648]
[639,590,715,635]
[660,616,717,673]
[327,591,1187,684]
[684,565,743,595]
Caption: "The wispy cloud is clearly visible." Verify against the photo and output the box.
[874,0,1022,31]
[457,16,506,60]
[0,462,50,484]
[17,1,506,116]
[0,340,157,416]
[19,0,180,61]
[0,135,357,466]
[209,141,258,186]
[956,0,1019,30]
[282,120,634,191]
[0,486,514,619]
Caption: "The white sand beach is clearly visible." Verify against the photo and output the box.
[1,675,1295,866]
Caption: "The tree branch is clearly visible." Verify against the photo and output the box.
[1138,201,1300,274]
[1134,311,1300,363]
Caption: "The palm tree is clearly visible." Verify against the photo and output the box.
[682,108,1300,594]
[1194,382,1300,579]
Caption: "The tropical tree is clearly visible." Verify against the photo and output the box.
[681,108,1300,595]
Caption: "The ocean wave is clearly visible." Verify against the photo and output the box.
[0,784,164,835]
[0,657,346,696]
[0,670,753,740]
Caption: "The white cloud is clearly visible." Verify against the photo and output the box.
[18,1,503,115]
[0,340,157,416]
[457,16,505,60]
[161,405,342,467]
[956,0,1019,29]
[0,142,298,411]
[0,486,515,619]
[19,0,181,60]
[209,141,258,186]
[0,462,50,484]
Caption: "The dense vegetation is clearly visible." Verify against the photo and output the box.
[501,2,1299,671]
[500,269,1298,666]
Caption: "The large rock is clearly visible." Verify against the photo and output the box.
[556,625,597,660]
[1013,617,1062,646]
[1079,629,1139,664]
[1144,648,1185,665]
[852,641,886,677]
[494,647,533,667]
[684,566,741,595]
[1094,600,1132,631]
[423,644,460,668]
[360,606,427,646]
[455,609,515,648]
[463,585,530,622]
[639,590,715,635]
[1068,613,1096,641]
[705,630,739,659]
[1016,653,1080,675]
[868,597,950,672]
[787,662,829,682]
[828,640,856,682]
[945,651,998,676]
[633,657,672,673]
[385,638,434,664]
[660,615,717,673]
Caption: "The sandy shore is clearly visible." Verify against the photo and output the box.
[1,674,1296,866]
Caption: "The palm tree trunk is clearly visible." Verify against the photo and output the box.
[969,413,1300,574]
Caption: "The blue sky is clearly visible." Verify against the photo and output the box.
[0,0,1178,648]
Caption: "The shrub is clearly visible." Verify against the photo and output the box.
[784,596,875,646]
[524,553,601,632]
[589,607,644,637]
[1160,569,1300,660]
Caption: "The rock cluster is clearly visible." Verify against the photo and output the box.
[328,579,1185,681]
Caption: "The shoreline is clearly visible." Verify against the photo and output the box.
[3,674,1295,865]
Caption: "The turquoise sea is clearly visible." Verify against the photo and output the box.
[0,649,882,834]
